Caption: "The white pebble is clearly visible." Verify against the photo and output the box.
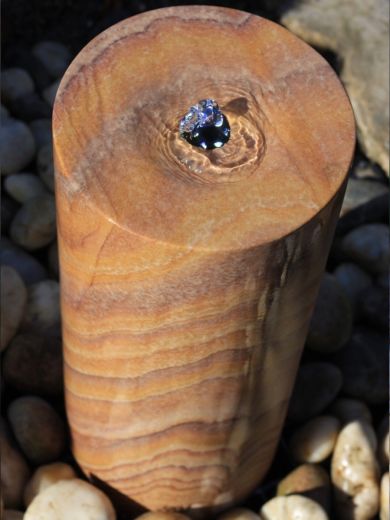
[259,495,328,520]
[24,462,76,506]
[331,420,380,520]
[24,478,116,520]
[380,472,389,520]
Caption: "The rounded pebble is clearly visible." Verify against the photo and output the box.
[333,262,372,307]
[37,144,54,191]
[3,333,63,396]
[332,328,388,404]
[4,173,47,203]
[0,266,27,352]
[32,41,71,79]
[0,424,30,509]
[357,285,388,331]
[42,79,60,107]
[4,511,24,520]
[306,273,352,353]
[0,118,36,175]
[341,224,389,274]
[21,279,60,333]
[136,514,191,520]
[29,118,52,147]
[331,420,380,520]
[328,397,372,426]
[24,478,116,520]
[24,462,76,507]
[277,464,330,513]
[259,495,328,520]
[217,508,260,520]
[9,194,56,250]
[289,416,340,463]
[1,68,34,104]
[0,237,48,285]
[287,363,343,423]
[7,396,66,465]
[380,472,389,520]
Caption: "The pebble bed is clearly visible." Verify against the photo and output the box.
[1,4,389,520]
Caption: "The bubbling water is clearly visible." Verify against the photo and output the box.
[135,81,267,185]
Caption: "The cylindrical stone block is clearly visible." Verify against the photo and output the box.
[53,5,355,513]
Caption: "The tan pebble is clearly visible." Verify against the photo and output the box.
[259,495,328,519]
[329,397,372,425]
[135,514,191,520]
[277,463,330,512]
[217,507,260,520]
[24,478,115,519]
[380,472,389,520]
[377,415,389,472]
[0,266,27,352]
[4,511,24,520]
[24,461,76,506]
[289,415,340,463]
[331,420,380,520]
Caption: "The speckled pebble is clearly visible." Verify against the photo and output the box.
[289,415,340,463]
[4,173,47,203]
[331,420,379,520]
[0,118,36,175]
[0,266,27,352]
[1,68,34,104]
[9,194,56,250]
[24,478,116,520]
[260,495,328,520]
[24,462,76,507]
[7,396,66,465]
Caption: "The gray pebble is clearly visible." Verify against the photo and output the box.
[328,397,372,426]
[1,68,35,105]
[9,194,56,250]
[306,273,352,353]
[341,224,389,274]
[340,178,388,217]
[357,285,388,331]
[288,362,343,423]
[0,266,27,352]
[48,240,59,277]
[20,279,61,334]
[32,41,71,79]
[376,272,389,290]
[4,173,47,204]
[0,421,30,509]
[332,327,388,404]
[7,396,66,465]
[0,118,36,175]
[37,144,54,191]
[333,262,372,307]
[42,80,60,107]
[1,195,20,234]
[0,237,48,285]
[1,103,10,119]
[7,92,52,122]
[29,119,52,148]
[3,333,63,396]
